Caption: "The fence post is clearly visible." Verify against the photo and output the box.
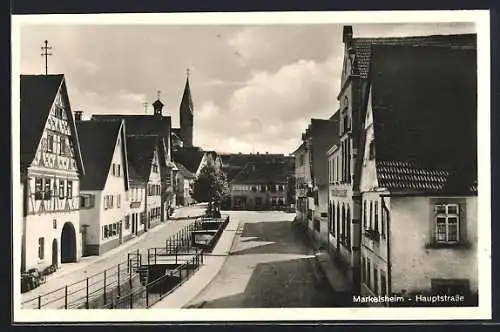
[64,285,68,309]
[103,270,107,305]
[154,248,157,264]
[148,248,151,266]
[38,295,41,309]
[146,283,149,308]
[127,253,130,272]
[86,277,89,309]
[129,262,133,284]
[175,247,178,265]
[117,264,121,297]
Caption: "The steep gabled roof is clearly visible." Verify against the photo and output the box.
[174,161,196,180]
[20,74,85,174]
[77,120,123,190]
[91,114,171,167]
[172,149,205,174]
[369,44,477,195]
[126,135,159,183]
[352,34,476,79]
[91,114,171,141]
[231,161,294,185]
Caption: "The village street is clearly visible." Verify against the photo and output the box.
[21,204,205,309]
[186,210,351,308]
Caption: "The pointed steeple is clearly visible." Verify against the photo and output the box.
[180,70,194,114]
[180,69,194,147]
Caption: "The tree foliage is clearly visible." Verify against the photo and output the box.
[193,162,230,216]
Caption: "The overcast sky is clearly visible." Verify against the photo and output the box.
[20,22,475,154]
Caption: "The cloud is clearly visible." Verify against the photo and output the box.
[193,55,341,153]
[226,25,340,71]
[19,23,475,154]
[68,87,147,115]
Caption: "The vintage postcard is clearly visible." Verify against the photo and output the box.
[11,10,491,323]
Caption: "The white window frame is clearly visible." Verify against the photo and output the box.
[434,204,460,244]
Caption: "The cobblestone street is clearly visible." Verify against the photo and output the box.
[187,211,351,308]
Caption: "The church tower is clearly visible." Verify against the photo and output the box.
[180,70,194,148]
[152,91,164,118]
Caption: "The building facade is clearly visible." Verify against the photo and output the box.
[293,118,339,250]
[91,99,177,223]
[327,26,477,302]
[20,74,85,273]
[174,161,196,206]
[357,42,477,305]
[146,147,163,229]
[229,162,292,211]
[77,120,130,256]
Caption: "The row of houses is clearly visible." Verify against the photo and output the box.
[20,73,206,274]
[294,26,478,305]
[219,153,295,211]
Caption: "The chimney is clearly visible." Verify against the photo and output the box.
[343,25,353,47]
[74,110,83,121]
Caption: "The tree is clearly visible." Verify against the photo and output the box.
[193,162,230,217]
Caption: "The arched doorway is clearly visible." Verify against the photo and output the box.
[52,239,58,267]
[61,222,77,263]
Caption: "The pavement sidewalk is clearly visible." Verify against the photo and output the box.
[314,251,351,293]
[24,206,205,296]
[151,217,241,309]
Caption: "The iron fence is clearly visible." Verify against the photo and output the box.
[100,252,203,309]
[21,215,227,309]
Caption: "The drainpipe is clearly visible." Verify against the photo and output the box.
[382,196,392,301]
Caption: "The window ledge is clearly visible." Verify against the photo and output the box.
[425,242,472,250]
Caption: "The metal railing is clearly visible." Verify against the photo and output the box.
[99,252,204,309]
[21,215,228,309]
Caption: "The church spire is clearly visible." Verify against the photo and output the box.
[180,69,194,147]
[180,69,194,114]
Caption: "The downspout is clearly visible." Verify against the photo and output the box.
[382,196,392,301]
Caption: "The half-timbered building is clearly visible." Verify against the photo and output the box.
[20,74,85,273]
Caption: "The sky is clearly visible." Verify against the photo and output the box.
[19,21,475,154]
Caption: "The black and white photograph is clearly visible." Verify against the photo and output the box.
[11,10,491,322]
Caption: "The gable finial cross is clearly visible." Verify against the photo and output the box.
[186,68,190,78]
[157,90,161,101]
[40,40,53,75]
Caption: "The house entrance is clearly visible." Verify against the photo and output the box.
[61,222,77,263]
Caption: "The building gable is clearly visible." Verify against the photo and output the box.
[77,120,123,190]
[21,75,84,175]
[148,148,161,183]
[104,123,129,192]
[359,87,379,193]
